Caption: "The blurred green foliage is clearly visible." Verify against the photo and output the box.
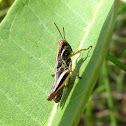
[81,1,126,126]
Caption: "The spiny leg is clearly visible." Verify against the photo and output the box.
[71,46,92,56]
[69,62,82,79]
[70,70,82,79]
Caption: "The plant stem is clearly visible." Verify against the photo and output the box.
[106,53,126,72]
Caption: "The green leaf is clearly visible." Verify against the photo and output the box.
[0,0,118,126]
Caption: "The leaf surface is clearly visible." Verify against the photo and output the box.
[0,0,118,125]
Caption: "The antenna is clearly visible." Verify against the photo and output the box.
[54,23,65,40]
[63,27,65,39]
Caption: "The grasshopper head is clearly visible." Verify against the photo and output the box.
[58,40,67,48]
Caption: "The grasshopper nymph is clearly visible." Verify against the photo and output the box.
[47,23,92,103]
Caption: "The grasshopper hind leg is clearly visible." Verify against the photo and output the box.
[69,62,82,79]
[53,88,63,103]
[70,70,82,79]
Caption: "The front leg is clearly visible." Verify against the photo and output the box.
[71,46,92,56]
